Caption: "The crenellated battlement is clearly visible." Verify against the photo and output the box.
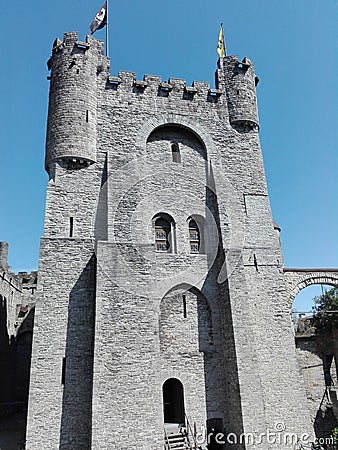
[45,32,260,174]
[46,34,259,110]
[50,31,105,58]
[47,32,108,79]
[47,33,228,106]
[106,70,223,101]
[49,33,219,98]
[0,242,38,294]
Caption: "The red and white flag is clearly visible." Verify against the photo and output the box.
[90,2,107,34]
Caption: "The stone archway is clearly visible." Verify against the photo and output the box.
[287,269,338,434]
[284,268,338,308]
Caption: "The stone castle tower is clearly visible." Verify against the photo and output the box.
[25,32,314,449]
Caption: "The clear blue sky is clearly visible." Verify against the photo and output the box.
[0,0,337,308]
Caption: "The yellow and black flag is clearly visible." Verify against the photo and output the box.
[217,23,226,58]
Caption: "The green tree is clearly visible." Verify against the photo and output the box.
[332,426,338,449]
[312,287,338,334]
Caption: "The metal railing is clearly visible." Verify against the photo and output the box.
[164,426,171,450]
[163,414,199,450]
[185,414,198,450]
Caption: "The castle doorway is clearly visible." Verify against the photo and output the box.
[163,378,185,424]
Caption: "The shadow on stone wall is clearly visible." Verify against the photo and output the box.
[203,162,244,449]
[0,302,34,449]
[59,255,96,450]
[0,409,27,450]
[314,401,338,442]
[0,298,16,403]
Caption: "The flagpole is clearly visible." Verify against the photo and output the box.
[106,0,109,57]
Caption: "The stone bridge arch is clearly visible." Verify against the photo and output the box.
[284,268,338,308]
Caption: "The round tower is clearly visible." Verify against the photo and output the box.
[218,56,260,131]
[45,32,105,173]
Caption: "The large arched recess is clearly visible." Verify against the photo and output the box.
[135,114,216,157]
[159,284,213,354]
[158,283,228,436]
[146,124,207,161]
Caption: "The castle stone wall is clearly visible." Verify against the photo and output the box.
[26,238,95,450]
[25,32,317,450]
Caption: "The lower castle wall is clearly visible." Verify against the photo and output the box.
[241,265,314,446]
[0,264,35,405]
[295,337,327,421]
[295,335,338,438]
[26,238,96,450]
[92,242,230,450]
[0,274,20,402]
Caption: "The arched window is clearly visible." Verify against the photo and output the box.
[155,216,174,253]
[189,219,200,254]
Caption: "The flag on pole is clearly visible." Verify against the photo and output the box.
[217,24,226,58]
[90,2,108,34]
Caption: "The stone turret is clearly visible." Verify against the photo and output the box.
[0,242,9,271]
[217,55,260,131]
[45,32,109,174]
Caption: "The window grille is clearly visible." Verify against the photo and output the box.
[155,218,171,253]
[189,219,200,254]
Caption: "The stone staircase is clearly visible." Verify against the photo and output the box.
[164,423,193,450]
[166,431,191,449]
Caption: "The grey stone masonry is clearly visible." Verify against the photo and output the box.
[284,268,338,306]
[295,335,336,431]
[0,242,36,341]
[0,242,36,407]
[26,239,95,450]
[25,31,337,450]
[45,33,105,171]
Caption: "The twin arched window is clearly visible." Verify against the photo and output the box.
[154,215,203,254]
